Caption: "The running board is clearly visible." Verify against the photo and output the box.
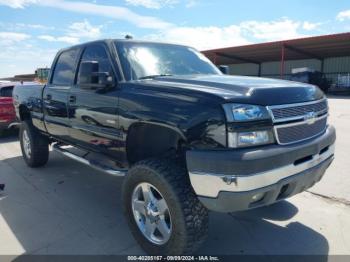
[52,143,127,177]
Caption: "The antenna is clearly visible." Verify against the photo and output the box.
[125,35,133,40]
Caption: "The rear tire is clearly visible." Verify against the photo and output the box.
[19,121,49,167]
[122,158,209,255]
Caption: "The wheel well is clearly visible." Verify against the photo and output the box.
[19,105,31,122]
[126,123,184,165]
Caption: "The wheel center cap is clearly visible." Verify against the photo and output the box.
[146,202,159,222]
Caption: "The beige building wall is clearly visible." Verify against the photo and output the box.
[228,56,350,77]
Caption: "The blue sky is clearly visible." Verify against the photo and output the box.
[0,0,349,77]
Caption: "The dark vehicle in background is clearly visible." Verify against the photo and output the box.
[290,68,331,93]
[13,40,336,255]
[0,82,18,135]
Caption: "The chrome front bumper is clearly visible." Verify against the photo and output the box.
[189,144,334,198]
[186,126,336,212]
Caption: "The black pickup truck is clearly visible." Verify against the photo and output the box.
[13,39,336,255]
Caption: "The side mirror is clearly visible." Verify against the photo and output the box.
[218,65,229,75]
[78,61,113,89]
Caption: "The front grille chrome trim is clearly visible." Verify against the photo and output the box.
[267,98,327,110]
[274,123,328,146]
[267,98,328,123]
[267,99,329,145]
[269,109,327,124]
[274,113,328,129]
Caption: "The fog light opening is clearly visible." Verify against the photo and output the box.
[251,192,265,204]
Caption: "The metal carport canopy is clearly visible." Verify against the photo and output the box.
[202,32,350,66]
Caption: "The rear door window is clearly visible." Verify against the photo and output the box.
[51,49,79,86]
[0,86,14,97]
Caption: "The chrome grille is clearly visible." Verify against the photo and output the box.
[276,117,327,145]
[268,99,328,145]
[271,100,328,122]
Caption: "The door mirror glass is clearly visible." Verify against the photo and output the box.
[78,61,113,89]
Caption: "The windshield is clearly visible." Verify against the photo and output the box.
[115,41,221,81]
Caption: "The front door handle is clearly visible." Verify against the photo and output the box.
[69,95,76,103]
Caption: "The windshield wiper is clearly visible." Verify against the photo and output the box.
[138,74,173,80]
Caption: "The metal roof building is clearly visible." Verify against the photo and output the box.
[202,32,350,87]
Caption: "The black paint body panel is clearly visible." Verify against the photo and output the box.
[147,74,325,105]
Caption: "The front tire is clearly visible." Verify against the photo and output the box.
[19,121,49,167]
[122,158,209,255]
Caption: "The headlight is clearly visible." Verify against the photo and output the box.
[223,104,274,148]
[223,104,270,122]
[228,130,275,148]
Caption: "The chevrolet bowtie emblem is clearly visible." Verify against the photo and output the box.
[304,112,317,125]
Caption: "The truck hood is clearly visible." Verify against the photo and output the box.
[145,75,324,105]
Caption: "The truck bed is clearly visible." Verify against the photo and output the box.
[13,84,46,132]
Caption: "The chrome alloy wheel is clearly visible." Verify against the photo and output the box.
[22,129,31,159]
[131,182,172,245]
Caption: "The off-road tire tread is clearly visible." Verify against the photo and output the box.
[123,158,209,255]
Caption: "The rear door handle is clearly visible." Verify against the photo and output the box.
[69,95,76,103]
[46,94,52,100]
